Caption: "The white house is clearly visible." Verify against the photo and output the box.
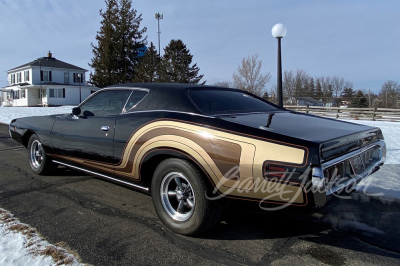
[1,51,99,107]
[296,97,325,107]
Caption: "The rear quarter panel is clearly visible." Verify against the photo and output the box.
[110,111,317,206]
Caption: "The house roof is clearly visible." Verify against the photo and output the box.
[296,97,323,105]
[326,98,341,104]
[7,54,87,72]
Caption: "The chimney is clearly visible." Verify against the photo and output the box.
[47,51,52,58]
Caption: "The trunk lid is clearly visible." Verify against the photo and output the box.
[219,111,383,161]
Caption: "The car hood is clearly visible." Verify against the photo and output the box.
[218,111,379,144]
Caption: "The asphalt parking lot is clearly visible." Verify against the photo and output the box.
[0,123,399,265]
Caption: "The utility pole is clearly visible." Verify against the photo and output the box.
[368,90,371,108]
[155,12,163,56]
[386,92,388,108]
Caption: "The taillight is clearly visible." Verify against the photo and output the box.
[265,165,286,179]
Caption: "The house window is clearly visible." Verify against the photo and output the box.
[21,89,26,98]
[41,70,52,82]
[64,72,69,84]
[11,74,15,84]
[73,73,83,83]
[17,72,21,83]
[49,88,65,98]
[12,90,19,99]
[24,70,30,82]
[43,71,49,82]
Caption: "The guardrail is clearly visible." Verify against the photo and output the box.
[284,106,400,122]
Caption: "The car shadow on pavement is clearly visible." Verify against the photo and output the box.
[199,194,400,260]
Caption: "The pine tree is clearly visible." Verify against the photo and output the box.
[351,90,368,108]
[156,39,204,84]
[89,0,147,87]
[309,77,315,98]
[115,0,147,83]
[315,78,323,100]
[342,87,355,102]
[134,42,160,82]
[88,0,119,88]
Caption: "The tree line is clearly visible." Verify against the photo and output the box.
[89,0,204,88]
[215,53,400,109]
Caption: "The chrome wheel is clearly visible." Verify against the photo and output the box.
[160,172,195,221]
[152,158,222,235]
[30,140,43,169]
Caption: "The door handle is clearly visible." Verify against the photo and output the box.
[101,126,109,131]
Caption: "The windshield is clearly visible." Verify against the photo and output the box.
[189,89,278,115]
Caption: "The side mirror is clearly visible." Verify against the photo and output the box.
[72,107,81,116]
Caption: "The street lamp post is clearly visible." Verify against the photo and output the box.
[271,23,287,107]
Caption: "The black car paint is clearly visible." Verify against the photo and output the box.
[8,84,384,204]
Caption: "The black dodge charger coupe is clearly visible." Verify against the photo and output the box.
[9,83,386,235]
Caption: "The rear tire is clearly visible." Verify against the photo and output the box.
[27,134,56,175]
[151,158,222,236]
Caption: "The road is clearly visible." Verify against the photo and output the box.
[0,122,399,265]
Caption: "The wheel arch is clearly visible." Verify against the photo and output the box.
[21,130,36,148]
[139,148,216,192]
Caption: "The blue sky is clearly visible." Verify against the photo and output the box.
[0,0,399,93]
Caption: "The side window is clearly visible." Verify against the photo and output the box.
[80,90,132,116]
[123,90,148,112]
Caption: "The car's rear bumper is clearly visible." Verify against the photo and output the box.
[311,140,386,207]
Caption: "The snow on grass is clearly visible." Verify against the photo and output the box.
[0,208,83,266]
[348,120,400,165]
[0,106,74,124]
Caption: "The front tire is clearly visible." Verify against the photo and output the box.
[151,158,222,236]
[27,134,56,175]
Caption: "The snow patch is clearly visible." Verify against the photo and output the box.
[0,208,83,265]
[0,106,74,125]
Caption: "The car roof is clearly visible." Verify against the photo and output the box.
[105,83,239,114]
[107,83,232,92]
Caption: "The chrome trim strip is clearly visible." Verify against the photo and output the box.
[120,109,213,118]
[8,124,13,138]
[52,160,149,192]
[121,90,134,112]
[311,167,324,188]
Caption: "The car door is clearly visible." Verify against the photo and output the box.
[50,89,132,175]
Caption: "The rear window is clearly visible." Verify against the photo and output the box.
[189,89,277,115]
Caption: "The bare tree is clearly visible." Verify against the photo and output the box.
[332,76,344,99]
[331,76,353,99]
[378,80,400,108]
[232,53,271,97]
[282,69,310,104]
[283,70,297,104]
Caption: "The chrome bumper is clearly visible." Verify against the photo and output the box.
[311,140,386,207]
